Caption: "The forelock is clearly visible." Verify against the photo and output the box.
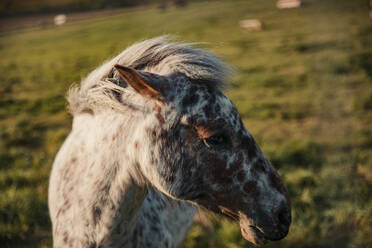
[68,36,233,115]
[116,36,232,90]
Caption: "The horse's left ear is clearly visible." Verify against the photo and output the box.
[114,64,167,103]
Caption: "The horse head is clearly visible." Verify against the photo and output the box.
[115,62,291,246]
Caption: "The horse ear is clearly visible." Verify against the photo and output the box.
[114,64,166,102]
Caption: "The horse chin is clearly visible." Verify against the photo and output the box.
[238,213,270,246]
[239,222,268,246]
[216,206,269,246]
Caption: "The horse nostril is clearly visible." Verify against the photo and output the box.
[278,206,291,228]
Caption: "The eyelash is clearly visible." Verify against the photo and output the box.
[203,133,228,148]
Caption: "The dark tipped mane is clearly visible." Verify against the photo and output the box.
[67,36,232,114]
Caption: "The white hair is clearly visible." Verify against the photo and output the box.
[67,36,232,115]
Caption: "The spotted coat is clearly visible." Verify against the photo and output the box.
[49,37,291,248]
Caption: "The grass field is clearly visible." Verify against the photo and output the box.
[0,0,371,247]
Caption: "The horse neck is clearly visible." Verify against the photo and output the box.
[74,110,150,245]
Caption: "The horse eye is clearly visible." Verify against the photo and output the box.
[203,133,228,148]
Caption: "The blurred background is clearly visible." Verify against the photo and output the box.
[0,0,371,247]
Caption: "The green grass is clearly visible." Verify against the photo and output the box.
[1,0,371,247]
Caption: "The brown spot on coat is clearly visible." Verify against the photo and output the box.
[236,170,245,182]
[81,108,94,115]
[206,154,233,185]
[243,180,259,200]
[255,162,266,173]
[181,92,199,108]
[93,206,102,225]
[155,105,165,124]
[63,232,69,243]
[269,171,286,195]
[230,153,243,171]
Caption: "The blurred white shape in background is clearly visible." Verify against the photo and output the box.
[277,0,301,9]
[239,19,262,31]
[54,14,67,26]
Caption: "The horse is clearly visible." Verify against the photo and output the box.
[48,36,291,248]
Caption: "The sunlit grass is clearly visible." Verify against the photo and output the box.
[0,0,371,247]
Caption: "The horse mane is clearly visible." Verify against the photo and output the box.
[67,36,232,115]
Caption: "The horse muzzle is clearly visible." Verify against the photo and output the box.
[239,202,291,246]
